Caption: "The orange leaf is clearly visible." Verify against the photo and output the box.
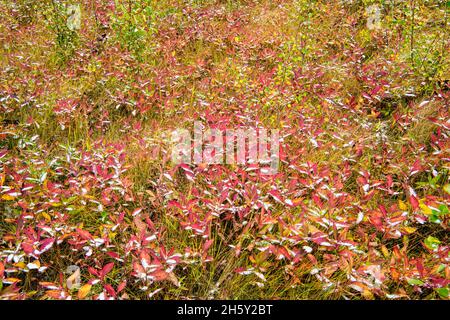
[4,278,21,284]
[390,268,400,281]
[45,290,62,299]
[78,284,92,299]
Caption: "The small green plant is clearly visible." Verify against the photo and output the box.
[111,0,158,61]
[45,1,80,65]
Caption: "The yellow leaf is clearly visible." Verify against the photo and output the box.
[362,289,374,299]
[42,213,51,221]
[307,224,321,234]
[398,200,407,211]
[14,262,26,269]
[78,284,92,299]
[444,184,450,195]
[403,226,417,234]
[419,203,432,215]
[1,194,15,201]
[381,245,389,258]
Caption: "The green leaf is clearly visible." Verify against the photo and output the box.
[439,204,449,214]
[407,278,424,286]
[429,205,449,223]
[424,236,441,251]
[436,287,449,299]
[100,211,108,222]
[429,214,442,224]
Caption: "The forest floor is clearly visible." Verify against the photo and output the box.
[0,0,449,300]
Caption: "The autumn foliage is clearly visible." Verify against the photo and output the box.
[0,0,449,300]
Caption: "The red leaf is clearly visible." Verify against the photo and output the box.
[409,195,419,210]
[370,85,382,95]
[76,228,93,240]
[234,267,246,274]
[362,92,372,100]
[151,269,168,281]
[416,259,425,277]
[386,175,393,188]
[140,251,151,266]
[104,284,116,297]
[88,266,99,277]
[0,261,4,278]
[106,251,120,259]
[312,194,323,208]
[277,246,292,260]
[21,242,34,255]
[101,262,114,278]
[369,210,384,230]
[39,238,55,253]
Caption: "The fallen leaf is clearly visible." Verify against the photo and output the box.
[67,267,81,290]
[78,284,92,299]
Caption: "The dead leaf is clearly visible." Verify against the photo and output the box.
[66,267,81,290]
[168,272,180,287]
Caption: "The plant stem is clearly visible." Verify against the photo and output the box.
[410,0,415,65]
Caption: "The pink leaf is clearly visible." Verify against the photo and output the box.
[202,239,213,253]
[117,280,127,293]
